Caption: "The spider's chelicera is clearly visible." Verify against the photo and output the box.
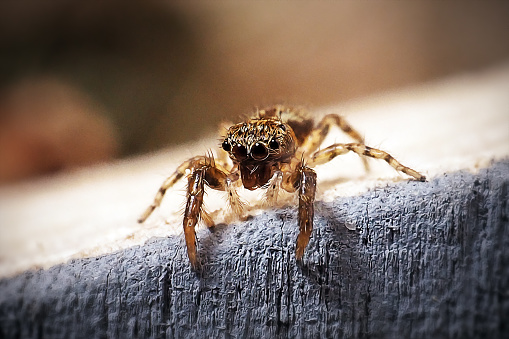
[139,105,426,268]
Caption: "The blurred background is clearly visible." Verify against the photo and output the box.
[1,1,509,184]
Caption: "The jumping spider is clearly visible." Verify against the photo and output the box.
[138,105,426,268]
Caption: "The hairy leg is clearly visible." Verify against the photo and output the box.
[138,155,241,268]
[138,156,208,223]
[183,167,206,267]
[295,167,317,260]
[281,160,317,260]
[183,161,238,268]
[300,114,365,154]
[300,114,369,170]
[257,104,288,119]
[310,143,426,181]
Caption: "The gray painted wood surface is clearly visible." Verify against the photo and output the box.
[1,160,508,339]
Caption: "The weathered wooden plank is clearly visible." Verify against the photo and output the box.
[1,160,507,338]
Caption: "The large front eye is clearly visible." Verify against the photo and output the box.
[222,140,231,152]
[251,142,269,160]
[233,144,248,160]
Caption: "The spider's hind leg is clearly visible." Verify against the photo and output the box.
[299,114,369,171]
[310,143,426,181]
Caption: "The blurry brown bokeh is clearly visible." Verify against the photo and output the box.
[0,79,118,183]
[1,1,508,183]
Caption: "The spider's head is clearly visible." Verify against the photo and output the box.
[221,118,297,190]
[221,118,296,164]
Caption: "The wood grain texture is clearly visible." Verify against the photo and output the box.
[1,160,507,338]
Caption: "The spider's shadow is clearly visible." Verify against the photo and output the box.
[295,200,366,290]
[193,218,249,277]
[191,196,365,286]
[315,171,373,193]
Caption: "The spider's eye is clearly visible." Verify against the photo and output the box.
[222,140,231,152]
[251,142,269,160]
[269,139,279,150]
[233,144,248,160]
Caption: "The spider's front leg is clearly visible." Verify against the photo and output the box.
[282,161,317,260]
[183,167,207,267]
[184,162,242,268]
[296,167,317,260]
[139,156,241,268]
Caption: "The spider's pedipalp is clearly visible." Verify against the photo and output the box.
[226,178,245,216]
[263,171,283,206]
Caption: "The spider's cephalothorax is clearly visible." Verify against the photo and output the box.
[221,117,297,190]
[139,105,426,268]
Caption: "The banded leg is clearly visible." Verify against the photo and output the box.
[310,143,426,181]
[300,114,369,170]
[138,156,207,223]
[295,167,317,260]
[300,114,365,154]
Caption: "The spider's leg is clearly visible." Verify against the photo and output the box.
[183,167,206,268]
[295,166,317,260]
[183,161,239,268]
[310,143,426,181]
[138,156,206,223]
[281,162,317,260]
[301,114,369,170]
